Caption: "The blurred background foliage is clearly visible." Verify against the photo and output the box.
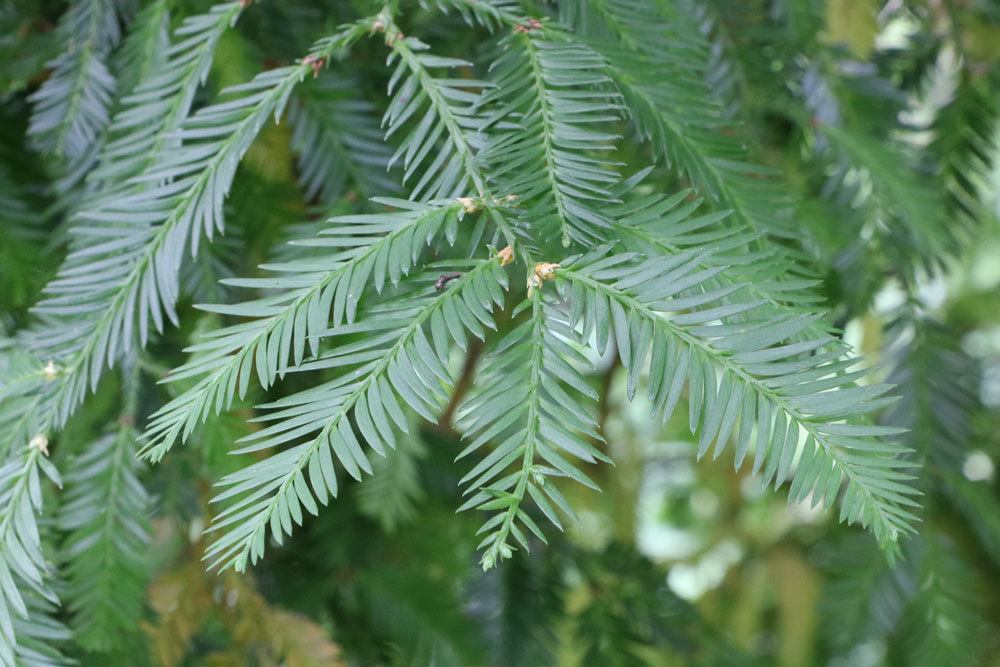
[2,0,1000,665]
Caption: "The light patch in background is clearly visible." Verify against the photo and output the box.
[635,458,699,561]
[961,328,1000,407]
[831,641,887,667]
[982,363,1000,408]
[963,451,995,482]
[667,540,743,601]
[969,239,1000,291]
[871,278,906,315]
[689,488,719,520]
[915,275,947,311]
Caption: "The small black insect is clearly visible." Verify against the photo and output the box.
[435,272,462,290]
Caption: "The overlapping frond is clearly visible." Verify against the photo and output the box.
[356,422,427,531]
[551,248,918,548]
[677,0,743,118]
[563,0,800,242]
[0,341,49,457]
[141,200,473,460]
[289,74,398,204]
[0,167,48,312]
[90,1,248,186]
[820,528,988,667]
[9,595,73,667]
[883,312,1000,565]
[883,313,976,471]
[929,72,999,235]
[205,255,509,571]
[28,0,120,166]
[610,179,826,317]
[819,124,951,264]
[480,32,623,245]
[418,0,523,30]
[29,25,374,430]
[58,373,151,652]
[382,30,492,200]
[819,535,904,653]
[0,448,66,667]
[109,0,172,109]
[457,291,609,569]
[901,532,986,667]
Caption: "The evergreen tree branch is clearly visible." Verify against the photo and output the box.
[457,289,609,569]
[479,30,623,245]
[552,248,919,549]
[58,363,151,652]
[28,0,121,165]
[204,252,510,572]
[0,447,67,666]
[564,0,803,243]
[141,200,480,461]
[26,17,383,441]
[290,74,399,204]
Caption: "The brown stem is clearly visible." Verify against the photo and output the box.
[437,339,484,433]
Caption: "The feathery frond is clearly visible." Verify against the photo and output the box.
[29,22,377,431]
[901,531,986,667]
[356,422,427,531]
[28,0,120,166]
[90,1,248,186]
[141,200,474,460]
[290,73,398,204]
[818,534,905,652]
[0,341,50,457]
[204,254,508,571]
[418,0,524,31]
[0,447,65,666]
[109,0,172,109]
[382,28,492,201]
[883,311,1000,566]
[0,167,48,312]
[480,32,623,245]
[552,248,919,548]
[929,71,1000,235]
[564,0,800,242]
[458,290,609,569]
[13,1,1000,659]
[610,180,825,317]
[819,124,951,264]
[58,370,151,652]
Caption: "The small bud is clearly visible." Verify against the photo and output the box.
[28,434,49,456]
[497,245,514,266]
[528,262,560,293]
[302,54,326,78]
[43,360,57,380]
[514,18,543,33]
[457,196,480,214]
